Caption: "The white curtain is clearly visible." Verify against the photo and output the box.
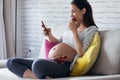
[0,0,7,59]
[0,0,15,59]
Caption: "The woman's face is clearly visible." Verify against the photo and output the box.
[71,4,85,24]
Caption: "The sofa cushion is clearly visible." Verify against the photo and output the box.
[0,68,120,80]
[0,60,7,68]
[89,30,120,75]
[0,68,43,80]
[70,32,101,76]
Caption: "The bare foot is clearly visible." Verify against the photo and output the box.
[46,76,52,79]
[23,69,37,79]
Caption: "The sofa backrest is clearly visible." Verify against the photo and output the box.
[38,27,120,75]
[89,30,120,75]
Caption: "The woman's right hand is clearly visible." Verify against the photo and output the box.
[41,21,52,37]
[42,23,58,42]
[42,28,51,36]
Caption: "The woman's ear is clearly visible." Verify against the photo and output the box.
[82,8,86,14]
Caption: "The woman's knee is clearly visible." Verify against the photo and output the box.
[6,58,16,69]
[32,59,48,78]
[32,59,45,71]
[6,58,22,71]
[6,58,30,77]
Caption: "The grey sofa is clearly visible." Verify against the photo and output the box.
[0,30,120,80]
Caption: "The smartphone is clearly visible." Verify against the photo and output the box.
[41,21,48,34]
[41,21,47,30]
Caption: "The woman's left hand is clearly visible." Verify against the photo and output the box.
[69,19,77,33]
[53,55,67,64]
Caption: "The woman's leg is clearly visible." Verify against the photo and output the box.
[6,57,37,79]
[32,59,71,79]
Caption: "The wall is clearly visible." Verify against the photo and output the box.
[16,0,120,57]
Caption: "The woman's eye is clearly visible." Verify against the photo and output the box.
[72,11,76,13]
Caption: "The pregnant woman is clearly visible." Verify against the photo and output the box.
[6,0,98,79]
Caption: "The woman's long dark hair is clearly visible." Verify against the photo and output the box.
[71,0,97,28]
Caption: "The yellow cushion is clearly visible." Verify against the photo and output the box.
[70,32,101,76]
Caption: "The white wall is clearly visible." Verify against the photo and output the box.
[16,0,120,58]
[89,0,120,30]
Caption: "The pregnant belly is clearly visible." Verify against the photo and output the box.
[48,43,76,62]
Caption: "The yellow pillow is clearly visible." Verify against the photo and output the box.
[70,32,101,76]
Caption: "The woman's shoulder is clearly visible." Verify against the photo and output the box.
[85,25,98,33]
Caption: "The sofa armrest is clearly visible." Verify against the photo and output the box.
[0,60,8,68]
[0,57,38,69]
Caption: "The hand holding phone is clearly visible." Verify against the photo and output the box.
[41,21,47,30]
[41,21,48,34]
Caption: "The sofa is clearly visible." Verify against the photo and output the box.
[0,30,120,80]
